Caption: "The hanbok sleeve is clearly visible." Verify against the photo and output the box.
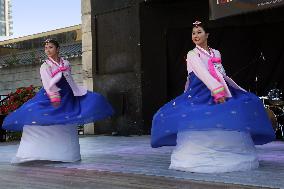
[40,63,61,103]
[186,51,226,101]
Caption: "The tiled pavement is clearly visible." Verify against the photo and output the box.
[0,136,283,189]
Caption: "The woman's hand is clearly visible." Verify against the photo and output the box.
[51,101,61,108]
[216,97,226,104]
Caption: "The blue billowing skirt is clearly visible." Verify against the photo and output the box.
[3,76,114,131]
[151,73,275,147]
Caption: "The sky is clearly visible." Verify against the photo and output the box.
[0,0,81,41]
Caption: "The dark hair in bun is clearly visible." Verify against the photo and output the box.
[43,38,60,48]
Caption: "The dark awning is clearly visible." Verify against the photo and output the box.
[209,0,284,20]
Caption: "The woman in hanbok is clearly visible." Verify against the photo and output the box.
[2,39,114,163]
[151,21,275,173]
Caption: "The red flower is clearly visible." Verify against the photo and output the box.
[0,85,39,115]
[16,89,22,94]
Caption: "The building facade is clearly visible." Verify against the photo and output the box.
[0,25,82,95]
[0,0,12,36]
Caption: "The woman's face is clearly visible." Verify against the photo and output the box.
[192,26,208,47]
[44,42,59,58]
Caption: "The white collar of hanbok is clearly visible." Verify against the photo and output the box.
[195,45,215,58]
[47,57,64,67]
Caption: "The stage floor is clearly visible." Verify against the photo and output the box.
[0,136,283,189]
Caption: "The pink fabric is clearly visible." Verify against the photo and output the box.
[213,90,227,103]
[46,91,61,103]
[50,97,61,103]
[208,57,222,82]
[51,66,70,77]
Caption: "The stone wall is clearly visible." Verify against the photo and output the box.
[81,0,96,134]
[0,57,83,95]
[85,0,144,135]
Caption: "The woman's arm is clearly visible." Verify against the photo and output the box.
[40,63,61,107]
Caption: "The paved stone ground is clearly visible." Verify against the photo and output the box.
[0,136,283,189]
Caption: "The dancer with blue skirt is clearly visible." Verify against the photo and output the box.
[151,21,275,173]
[3,39,114,163]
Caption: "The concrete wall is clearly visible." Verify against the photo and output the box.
[0,57,83,95]
[81,0,97,134]
[81,0,144,135]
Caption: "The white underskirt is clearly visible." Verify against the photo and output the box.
[170,130,259,173]
[12,125,81,164]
